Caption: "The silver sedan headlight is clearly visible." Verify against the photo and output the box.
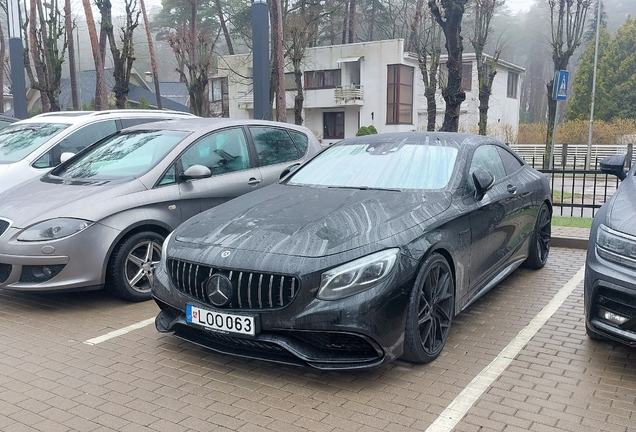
[596,224,636,270]
[317,249,400,300]
[17,218,93,242]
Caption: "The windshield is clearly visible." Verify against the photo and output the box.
[288,139,459,190]
[0,123,69,163]
[54,130,189,180]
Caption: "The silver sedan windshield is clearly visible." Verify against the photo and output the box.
[0,123,69,163]
[288,142,459,190]
[55,130,189,180]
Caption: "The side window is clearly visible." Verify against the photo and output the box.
[249,126,300,167]
[121,118,167,128]
[288,130,309,156]
[180,127,250,176]
[467,145,506,190]
[157,164,177,186]
[33,120,118,168]
[497,147,524,176]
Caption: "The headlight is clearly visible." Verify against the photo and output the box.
[158,230,175,270]
[317,248,400,300]
[17,218,93,242]
[596,224,636,269]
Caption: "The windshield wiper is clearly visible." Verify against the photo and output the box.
[328,185,401,192]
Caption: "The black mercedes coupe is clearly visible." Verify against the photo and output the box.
[152,132,552,369]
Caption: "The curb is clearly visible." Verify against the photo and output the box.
[552,236,588,250]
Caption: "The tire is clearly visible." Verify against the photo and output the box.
[107,231,164,302]
[523,202,551,269]
[402,253,455,364]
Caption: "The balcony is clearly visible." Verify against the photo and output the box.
[237,91,253,109]
[334,85,364,105]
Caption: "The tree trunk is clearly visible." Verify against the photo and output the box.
[408,0,425,52]
[347,0,356,44]
[81,0,108,109]
[270,0,286,122]
[429,0,468,132]
[140,0,162,109]
[0,18,5,113]
[30,0,50,112]
[294,69,303,125]
[341,1,348,44]
[369,0,376,40]
[214,0,234,55]
[65,0,79,110]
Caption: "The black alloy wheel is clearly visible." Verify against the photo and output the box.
[524,203,551,269]
[403,253,455,364]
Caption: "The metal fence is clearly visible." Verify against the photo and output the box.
[511,144,633,218]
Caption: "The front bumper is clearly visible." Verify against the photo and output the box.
[584,246,636,346]
[0,223,120,292]
[152,250,416,370]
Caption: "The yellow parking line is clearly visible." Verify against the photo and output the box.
[426,265,586,432]
[83,317,156,346]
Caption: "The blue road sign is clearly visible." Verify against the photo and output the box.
[552,70,569,101]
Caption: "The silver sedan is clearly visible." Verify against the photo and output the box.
[0,118,322,301]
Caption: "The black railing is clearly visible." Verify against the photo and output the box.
[525,155,621,218]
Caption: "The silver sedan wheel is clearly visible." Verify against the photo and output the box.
[124,240,162,293]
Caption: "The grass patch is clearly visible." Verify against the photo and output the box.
[552,216,593,228]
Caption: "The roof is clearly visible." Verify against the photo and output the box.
[339,131,502,148]
[124,117,315,134]
[58,70,190,112]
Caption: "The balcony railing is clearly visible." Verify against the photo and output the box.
[334,85,364,103]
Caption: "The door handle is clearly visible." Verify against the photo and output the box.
[247,178,262,186]
[507,184,517,194]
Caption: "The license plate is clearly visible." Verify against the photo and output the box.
[186,304,258,337]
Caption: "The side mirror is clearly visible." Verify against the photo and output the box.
[60,152,75,164]
[472,169,495,200]
[279,163,301,180]
[179,164,212,180]
[600,154,627,181]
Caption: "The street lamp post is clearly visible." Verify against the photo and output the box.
[6,0,28,119]
[252,0,270,120]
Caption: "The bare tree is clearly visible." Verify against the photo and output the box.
[545,0,592,164]
[270,0,286,122]
[168,0,218,116]
[214,0,234,55]
[23,0,67,112]
[81,0,108,109]
[0,5,5,113]
[407,0,426,52]
[429,0,469,132]
[347,0,356,43]
[140,0,162,109]
[65,0,78,109]
[96,0,140,109]
[470,0,503,135]
[413,14,443,131]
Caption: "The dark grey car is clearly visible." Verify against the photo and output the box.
[585,155,636,345]
[0,118,322,301]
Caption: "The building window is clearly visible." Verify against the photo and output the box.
[304,70,341,89]
[323,112,345,139]
[386,64,414,125]
[462,63,473,91]
[507,72,519,98]
[211,78,223,102]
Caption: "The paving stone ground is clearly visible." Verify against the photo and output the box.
[0,246,634,432]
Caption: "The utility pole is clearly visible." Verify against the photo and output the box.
[586,0,602,170]
[252,0,270,120]
[6,0,28,119]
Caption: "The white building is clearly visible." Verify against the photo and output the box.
[217,39,524,145]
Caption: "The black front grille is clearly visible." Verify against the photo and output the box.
[0,263,11,284]
[0,219,9,237]
[167,259,300,310]
[19,264,66,283]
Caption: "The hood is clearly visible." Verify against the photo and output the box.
[606,174,636,236]
[0,174,146,228]
[175,183,451,258]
